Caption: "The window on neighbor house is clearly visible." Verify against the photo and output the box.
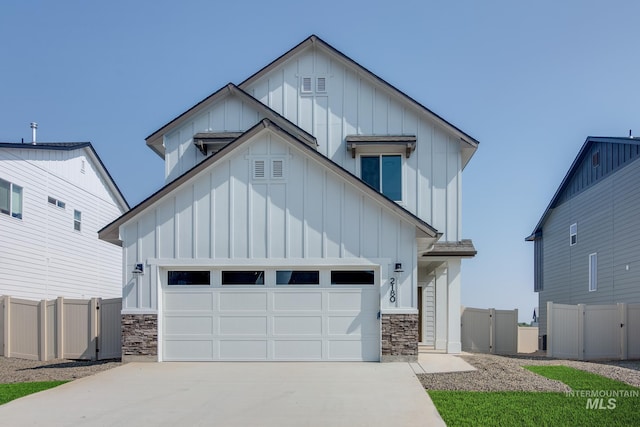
[0,178,23,219]
[589,253,597,292]
[569,223,577,246]
[48,196,66,209]
[360,155,402,201]
[74,210,82,231]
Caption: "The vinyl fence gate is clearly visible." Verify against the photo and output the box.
[461,307,518,355]
[0,296,122,361]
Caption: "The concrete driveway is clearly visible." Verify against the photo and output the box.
[0,362,444,426]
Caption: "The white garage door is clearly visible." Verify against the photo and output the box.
[162,269,380,361]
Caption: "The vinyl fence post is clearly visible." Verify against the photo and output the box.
[547,301,553,357]
[489,308,496,354]
[620,303,627,360]
[56,297,64,359]
[39,299,46,361]
[578,304,585,361]
[90,298,99,361]
[3,296,10,357]
[513,308,518,355]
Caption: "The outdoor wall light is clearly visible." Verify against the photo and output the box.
[394,263,403,273]
[132,263,144,275]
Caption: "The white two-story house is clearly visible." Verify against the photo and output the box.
[99,35,479,362]
[0,140,128,300]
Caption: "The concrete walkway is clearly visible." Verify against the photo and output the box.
[0,362,445,427]
[412,352,477,374]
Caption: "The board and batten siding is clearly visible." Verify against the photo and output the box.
[0,147,124,300]
[241,47,463,241]
[163,96,262,183]
[538,156,640,336]
[123,130,418,312]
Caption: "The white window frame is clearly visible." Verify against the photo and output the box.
[73,209,82,232]
[356,152,405,203]
[589,253,597,292]
[0,178,23,220]
[569,223,577,246]
[48,196,66,209]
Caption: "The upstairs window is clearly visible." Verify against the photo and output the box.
[569,223,577,246]
[74,210,82,231]
[589,253,597,292]
[48,196,66,209]
[0,178,23,219]
[361,155,402,201]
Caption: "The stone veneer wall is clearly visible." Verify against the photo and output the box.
[122,314,158,361]
[381,313,419,362]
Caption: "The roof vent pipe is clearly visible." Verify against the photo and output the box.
[30,122,38,144]
[630,129,634,139]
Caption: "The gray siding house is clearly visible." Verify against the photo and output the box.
[526,136,640,348]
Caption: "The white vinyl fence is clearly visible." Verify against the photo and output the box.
[547,302,640,360]
[0,296,121,361]
[461,307,518,355]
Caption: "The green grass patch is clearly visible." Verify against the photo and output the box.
[428,366,640,427]
[0,381,68,405]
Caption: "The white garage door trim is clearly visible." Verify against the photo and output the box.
[160,268,380,361]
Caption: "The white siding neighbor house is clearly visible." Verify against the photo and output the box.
[0,141,128,300]
[526,136,640,348]
[100,35,479,362]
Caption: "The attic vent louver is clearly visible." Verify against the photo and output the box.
[253,160,266,179]
[272,159,284,178]
[301,77,312,93]
[316,77,326,92]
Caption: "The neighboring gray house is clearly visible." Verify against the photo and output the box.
[526,136,640,348]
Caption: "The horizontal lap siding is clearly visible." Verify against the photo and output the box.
[242,47,461,240]
[0,148,124,301]
[540,156,640,336]
[124,132,417,311]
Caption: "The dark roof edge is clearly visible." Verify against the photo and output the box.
[238,34,480,148]
[0,142,129,210]
[525,135,639,241]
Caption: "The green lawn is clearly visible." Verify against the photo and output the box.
[428,366,640,427]
[0,381,68,405]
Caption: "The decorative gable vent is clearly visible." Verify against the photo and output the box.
[253,159,266,179]
[316,77,326,93]
[301,77,312,93]
[272,159,284,178]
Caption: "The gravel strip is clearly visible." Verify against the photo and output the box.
[418,353,640,392]
[0,357,121,384]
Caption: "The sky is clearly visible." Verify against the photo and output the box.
[2,1,639,322]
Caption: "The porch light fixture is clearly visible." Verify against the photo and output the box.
[394,263,403,273]
[132,263,144,275]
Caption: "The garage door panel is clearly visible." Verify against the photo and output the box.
[273,340,322,360]
[273,316,322,335]
[327,291,377,311]
[164,292,214,311]
[328,339,379,361]
[273,292,322,311]
[219,316,267,335]
[164,339,214,360]
[219,292,267,311]
[219,340,268,360]
[164,315,214,335]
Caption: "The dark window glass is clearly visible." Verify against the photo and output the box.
[222,271,264,285]
[276,270,320,285]
[0,179,10,215]
[168,271,210,286]
[361,156,381,192]
[331,270,375,285]
[381,155,402,201]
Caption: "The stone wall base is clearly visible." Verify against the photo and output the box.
[122,314,158,359]
[122,355,158,363]
[381,313,419,362]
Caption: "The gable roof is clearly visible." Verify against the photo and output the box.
[100,118,440,246]
[526,136,640,241]
[145,83,317,158]
[238,34,480,168]
[0,141,129,211]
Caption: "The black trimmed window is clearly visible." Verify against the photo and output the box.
[276,271,320,285]
[361,155,402,201]
[222,271,265,285]
[0,178,23,219]
[168,271,210,286]
[570,223,577,246]
[331,270,375,285]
